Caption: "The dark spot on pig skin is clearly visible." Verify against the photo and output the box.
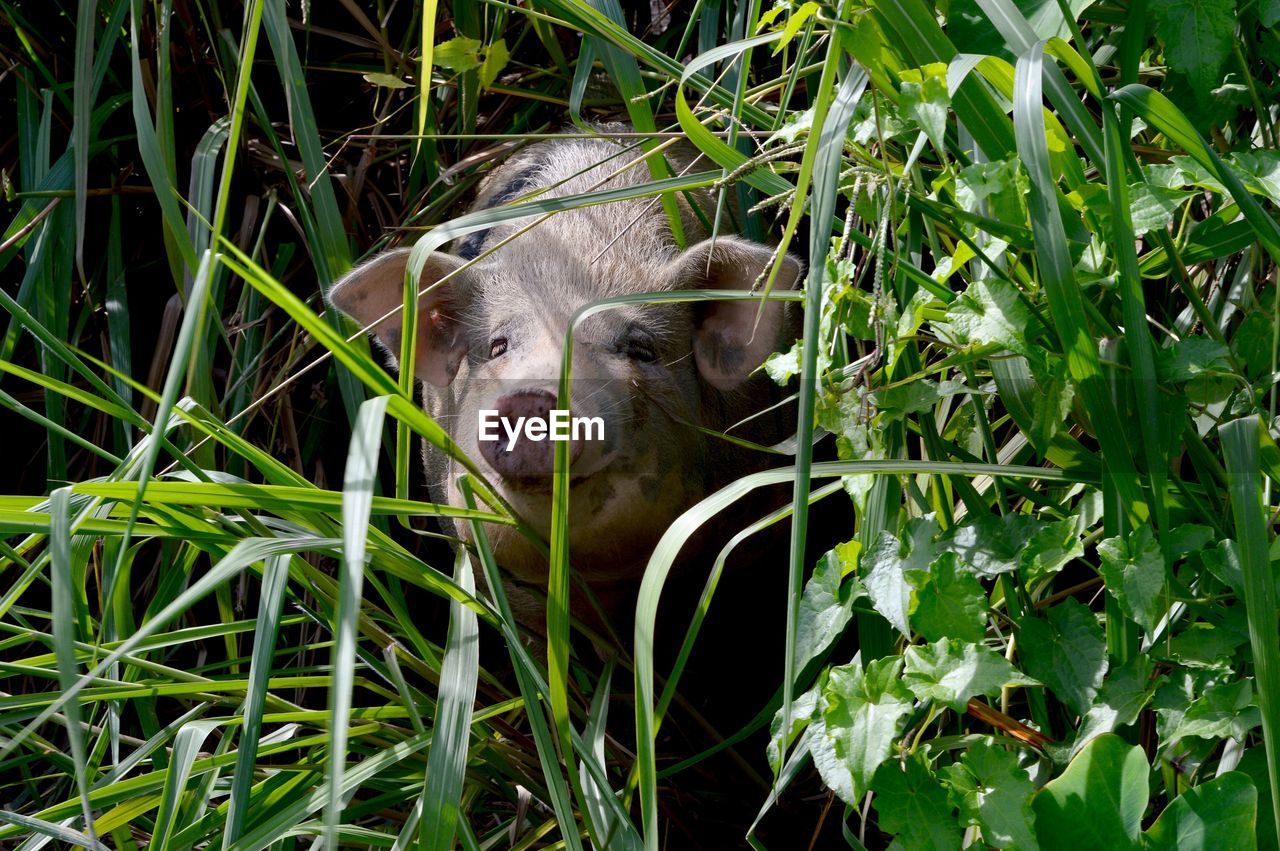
[640,475,662,501]
[698,333,746,376]
[455,164,543,259]
[587,480,616,512]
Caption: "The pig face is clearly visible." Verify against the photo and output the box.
[328,136,801,586]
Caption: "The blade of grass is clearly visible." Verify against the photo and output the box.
[583,0,687,247]
[416,0,439,165]
[222,554,291,847]
[72,0,96,279]
[1013,41,1145,525]
[1222,416,1280,844]
[779,57,868,789]
[1110,84,1280,265]
[417,548,480,851]
[324,395,390,848]
[50,487,97,846]
[150,719,222,850]
[0,536,338,764]
[459,478,591,851]
[126,0,195,273]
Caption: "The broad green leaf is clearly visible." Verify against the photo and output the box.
[1164,679,1261,746]
[942,278,1035,357]
[954,156,1030,227]
[942,513,1081,581]
[765,340,803,384]
[768,682,822,775]
[1097,526,1168,633]
[1031,734,1148,850]
[362,72,409,89]
[863,515,944,636]
[479,39,509,89]
[942,513,1045,577]
[1127,183,1193,236]
[1234,311,1280,381]
[1144,772,1257,850]
[795,542,864,671]
[1164,620,1248,668]
[899,62,951,153]
[903,637,1036,711]
[1150,0,1236,103]
[943,739,1039,850]
[872,753,964,849]
[1238,747,1280,851]
[871,378,972,422]
[433,37,483,72]
[1158,336,1233,382]
[1018,598,1108,716]
[1072,656,1158,758]
[813,657,915,806]
[908,552,989,643]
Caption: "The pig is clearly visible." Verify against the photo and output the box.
[328,129,802,629]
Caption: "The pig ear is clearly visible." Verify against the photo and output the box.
[328,247,470,387]
[669,237,803,391]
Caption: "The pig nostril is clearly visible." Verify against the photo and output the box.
[479,388,589,484]
[495,389,558,421]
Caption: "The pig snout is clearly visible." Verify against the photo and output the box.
[478,389,585,483]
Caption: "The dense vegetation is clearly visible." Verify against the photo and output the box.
[2,0,1279,847]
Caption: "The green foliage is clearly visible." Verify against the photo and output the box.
[1032,734,1150,849]
[1019,599,1109,716]
[813,657,916,806]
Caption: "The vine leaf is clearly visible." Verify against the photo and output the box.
[1150,0,1236,103]
[1018,598,1108,716]
[903,637,1037,712]
[811,657,914,806]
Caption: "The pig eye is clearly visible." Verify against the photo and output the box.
[489,337,508,359]
[624,335,657,363]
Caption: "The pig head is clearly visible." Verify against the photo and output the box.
[328,134,802,598]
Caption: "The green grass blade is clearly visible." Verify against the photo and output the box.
[49,487,98,846]
[778,59,868,791]
[150,719,222,850]
[458,479,591,851]
[416,0,439,164]
[0,536,335,764]
[1222,416,1280,844]
[222,554,292,847]
[126,0,195,272]
[325,395,390,847]
[0,810,109,851]
[1110,84,1280,265]
[418,548,480,851]
[72,0,96,278]
[583,0,686,246]
[1012,41,1144,524]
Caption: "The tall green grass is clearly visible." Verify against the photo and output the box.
[2,0,1279,847]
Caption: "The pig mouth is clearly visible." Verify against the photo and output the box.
[498,472,597,495]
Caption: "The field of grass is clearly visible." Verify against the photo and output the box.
[2,0,1280,848]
